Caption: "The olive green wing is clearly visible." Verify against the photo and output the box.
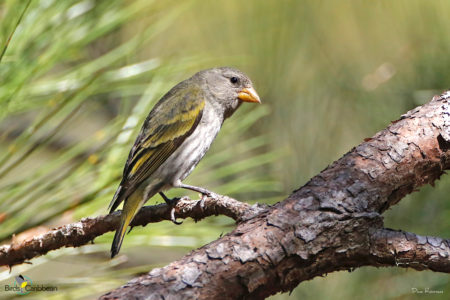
[109,84,205,213]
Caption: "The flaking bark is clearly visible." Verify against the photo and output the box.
[100,91,450,299]
[1,91,449,299]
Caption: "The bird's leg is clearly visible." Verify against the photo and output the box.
[178,183,218,198]
[159,192,178,205]
[177,183,218,208]
[159,192,182,225]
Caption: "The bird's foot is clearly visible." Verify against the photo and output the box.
[178,183,218,208]
[159,192,179,205]
[159,192,183,225]
[170,207,183,225]
[199,191,218,209]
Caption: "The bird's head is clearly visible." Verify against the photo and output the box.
[195,67,261,118]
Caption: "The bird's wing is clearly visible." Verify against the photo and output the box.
[109,84,205,213]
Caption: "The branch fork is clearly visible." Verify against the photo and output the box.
[1,92,450,299]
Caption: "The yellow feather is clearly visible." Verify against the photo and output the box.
[111,188,146,257]
[130,150,154,175]
[142,100,205,148]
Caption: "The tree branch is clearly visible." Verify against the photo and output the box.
[368,228,450,273]
[98,92,450,299]
[0,195,262,267]
[2,91,449,299]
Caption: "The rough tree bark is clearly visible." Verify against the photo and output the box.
[1,92,448,299]
[99,92,450,299]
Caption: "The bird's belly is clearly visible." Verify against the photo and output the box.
[153,111,222,185]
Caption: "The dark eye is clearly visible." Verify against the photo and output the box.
[230,76,239,84]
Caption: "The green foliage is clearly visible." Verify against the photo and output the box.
[0,0,280,298]
[0,0,449,299]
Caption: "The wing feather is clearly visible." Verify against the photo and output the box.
[109,85,205,213]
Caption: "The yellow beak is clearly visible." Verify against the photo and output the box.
[238,87,261,103]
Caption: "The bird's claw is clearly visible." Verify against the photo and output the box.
[200,194,208,209]
[161,193,183,225]
[199,191,218,209]
[208,191,219,199]
[170,207,183,225]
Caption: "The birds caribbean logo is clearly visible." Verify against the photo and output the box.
[108,67,261,257]
[14,274,32,295]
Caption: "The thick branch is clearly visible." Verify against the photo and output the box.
[100,92,450,299]
[0,195,259,267]
[368,228,450,273]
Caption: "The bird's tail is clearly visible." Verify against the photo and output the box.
[111,188,147,258]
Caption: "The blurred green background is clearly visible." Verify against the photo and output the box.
[0,0,449,299]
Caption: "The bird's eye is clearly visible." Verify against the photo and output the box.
[230,77,239,84]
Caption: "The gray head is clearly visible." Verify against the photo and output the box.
[193,67,261,118]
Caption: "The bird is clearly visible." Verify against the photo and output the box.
[108,67,261,257]
[15,275,29,290]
